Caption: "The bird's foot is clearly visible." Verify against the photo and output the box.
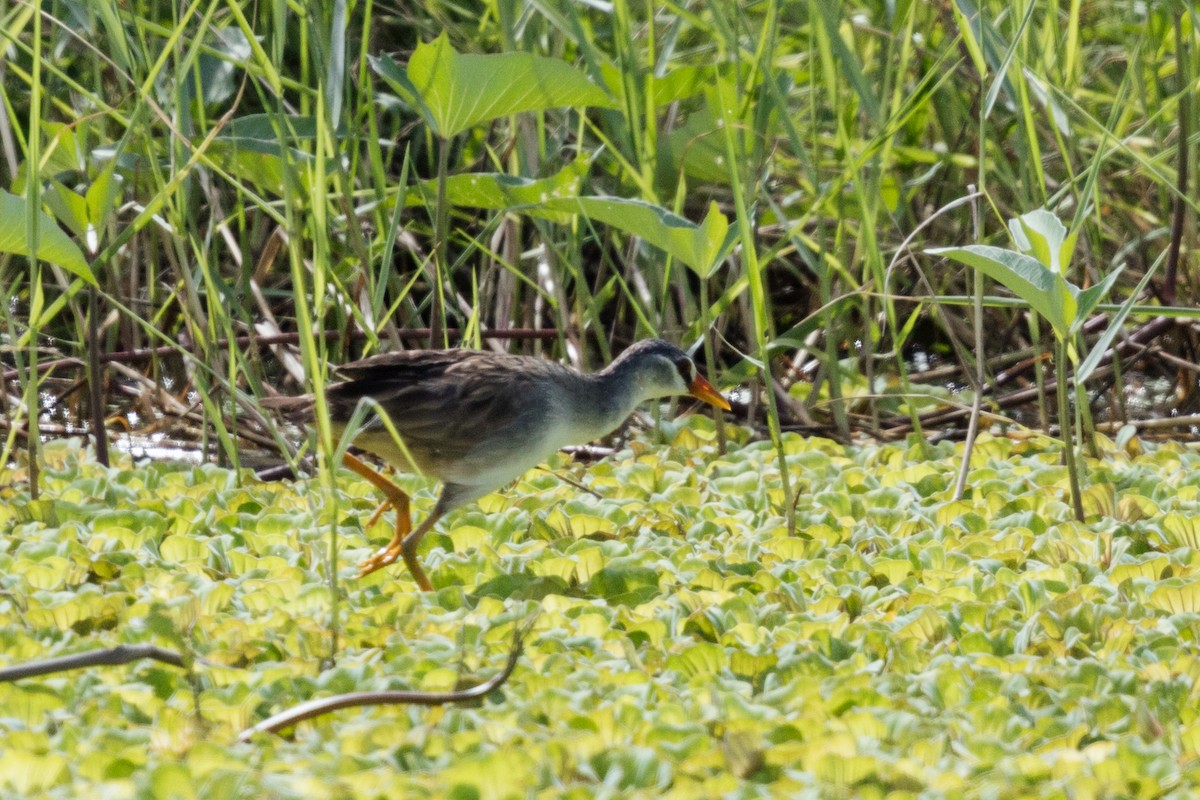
[356,543,402,577]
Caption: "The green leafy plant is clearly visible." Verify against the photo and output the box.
[0,190,93,283]
[5,425,1200,795]
[930,209,1158,521]
[372,33,616,343]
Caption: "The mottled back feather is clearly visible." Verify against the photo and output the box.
[325,349,572,472]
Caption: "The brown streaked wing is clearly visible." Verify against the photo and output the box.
[326,350,559,465]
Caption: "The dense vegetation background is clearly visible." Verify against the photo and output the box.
[2,0,1200,797]
[3,0,1196,461]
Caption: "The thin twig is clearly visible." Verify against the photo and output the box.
[1095,414,1200,433]
[0,644,187,682]
[954,186,985,500]
[237,627,526,741]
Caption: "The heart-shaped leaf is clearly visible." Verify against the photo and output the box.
[0,190,94,283]
[928,243,1074,338]
[541,196,731,274]
[372,34,615,139]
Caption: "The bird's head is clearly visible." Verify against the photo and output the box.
[607,339,731,411]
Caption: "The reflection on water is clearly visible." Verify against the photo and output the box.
[111,434,211,465]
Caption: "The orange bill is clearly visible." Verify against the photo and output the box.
[688,374,731,411]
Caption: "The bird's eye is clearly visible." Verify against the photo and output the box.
[675,358,694,382]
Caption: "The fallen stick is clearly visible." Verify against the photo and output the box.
[0,644,186,682]
[237,628,525,741]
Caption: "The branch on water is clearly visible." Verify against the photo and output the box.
[0,644,187,682]
[237,627,526,741]
[882,315,1175,436]
[0,628,527,743]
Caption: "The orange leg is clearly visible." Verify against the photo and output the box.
[341,452,436,591]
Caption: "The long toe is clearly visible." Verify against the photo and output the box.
[356,543,403,577]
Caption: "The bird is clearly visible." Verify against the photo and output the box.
[301,339,730,592]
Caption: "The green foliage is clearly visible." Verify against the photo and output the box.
[6,427,1200,795]
[3,3,1199,793]
[397,164,731,274]
[539,198,731,275]
[3,0,1194,478]
[0,190,92,283]
[930,242,1078,340]
[373,33,616,139]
